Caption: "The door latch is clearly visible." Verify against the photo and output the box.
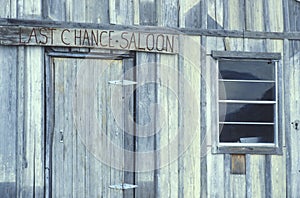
[292,120,300,130]
[59,130,64,143]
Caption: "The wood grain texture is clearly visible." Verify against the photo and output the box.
[20,47,44,197]
[230,175,246,198]
[179,0,201,28]
[51,58,128,198]
[0,46,18,198]
[109,0,134,25]
[0,0,298,197]
[157,53,179,197]
[264,0,284,32]
[157,0,178,27]
[181,36,201,197]
[207,0,224,29]
[1,19,300,40]
[227,0,245,31]
[134,52,156,197]
[288,0,300,31]
[245,0,264,31]
[231,154,246,174]
[139,0,157,26]
[287,40,300,197]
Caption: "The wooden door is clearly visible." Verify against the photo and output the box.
[50,56,136,198]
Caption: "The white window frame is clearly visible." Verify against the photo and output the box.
[211,51,282,154]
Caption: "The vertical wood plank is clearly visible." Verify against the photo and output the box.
[133,0,139,25]
[270,150,287,198]
[179,0,201,28]
[139,0,157,25]
[0,46,18,198]
[283,38,292,198]
[123,58,135,198]
[207,153,225,197]
[288,40,300,197]
[230,175,246,198]
[22,47,44,197]
[0,0,11,18]
[86,0,109,23]
[107,59,124,198]
[227,0,245,31]
[157,53,179,197]
[282,0,290,32]
[206,52,224,197]
[134,52,156,197]
[156,1,179,197]
[109,0,133,25]
[17,46,25,198]
[109,0,117,24]
[224,0,244,51]
[248,155,266,197]
[264,0,284,32]
[245,0,264,31]
[52,58,68,198]
[207,0,223,29]
[46,0,66,21]
[224,154,231,198]
[23,0,42,18]
[27,48,43,197]
[265,39,287,198]
[200,39,208,198]
[73,0,86,22]
[157,0,178,27]
[288,0,300,31]
[180,36,201,197]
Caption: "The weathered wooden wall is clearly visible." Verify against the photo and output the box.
[0,0,299,197]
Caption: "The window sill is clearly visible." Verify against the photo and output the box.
[213,144,282,155]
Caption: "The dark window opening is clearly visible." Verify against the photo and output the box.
[218,59,277,144]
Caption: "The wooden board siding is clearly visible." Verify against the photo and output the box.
[287,40,300,197]
[288,0,300,31]
[0,47,18,198]
[0,0,299,197]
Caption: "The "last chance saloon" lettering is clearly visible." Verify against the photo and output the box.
[18,27,178,53]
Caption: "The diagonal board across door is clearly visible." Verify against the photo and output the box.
[51,57,136,198]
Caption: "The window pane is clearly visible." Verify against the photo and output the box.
[219,103,274,122]
[219,60,275,80]
[219,124,274,143]
[219,82,275,101]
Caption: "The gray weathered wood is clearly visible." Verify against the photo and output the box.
[0,46,18,198]
[134,52,157,197]
[0,25,179,54]
[288,0,300,31]
[0,0,300,197]
[287,40,300,197]
[139,0,156,26]
[1,19,300,40]
[212,50,281,60]
[16,46,25,198]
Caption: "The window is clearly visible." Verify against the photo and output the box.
[211,51,282,154]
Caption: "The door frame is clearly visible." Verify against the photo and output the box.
[44,48,135,198]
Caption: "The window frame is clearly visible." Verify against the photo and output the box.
[211,51,282,155]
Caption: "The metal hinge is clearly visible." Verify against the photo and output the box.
[108,80,137,86]
[109,183,138,190]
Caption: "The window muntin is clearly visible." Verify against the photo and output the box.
[218,59,278,145]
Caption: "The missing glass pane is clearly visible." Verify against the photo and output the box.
[219,82,275,101]
[219,60,275,80]
[219,103,274,123]
[219,124,274,143]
